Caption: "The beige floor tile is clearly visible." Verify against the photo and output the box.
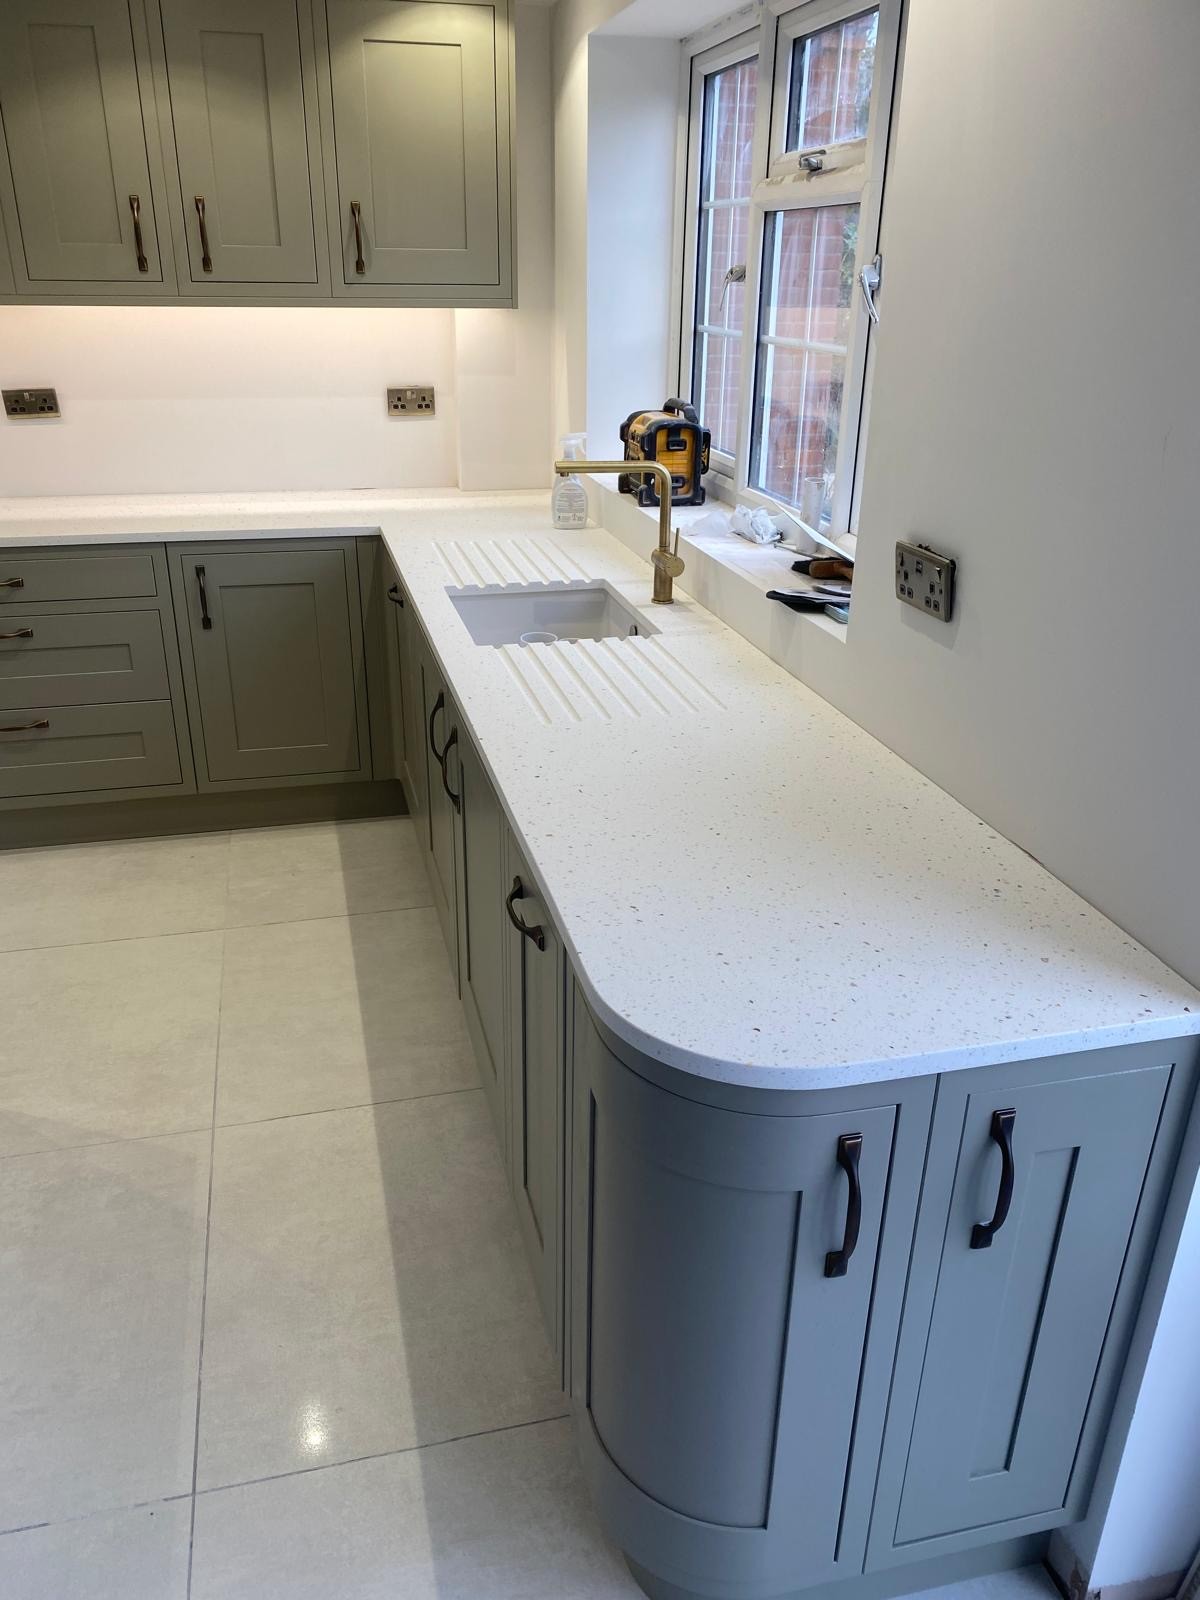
[197,1094,564,1491]
[0,1500,191,1600]
[0,931,222,1156]
[223,817,430,928]
[0,832,229,952]
[191,1419,638,1600]
[215,909,478,1124]
[0,1133,210,1528]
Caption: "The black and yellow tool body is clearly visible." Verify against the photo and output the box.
[618,398,711,507]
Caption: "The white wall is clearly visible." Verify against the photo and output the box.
[0,5,554,499]
[560,0,1200,1587]
[585,36,680,456]
[551,0,638,442]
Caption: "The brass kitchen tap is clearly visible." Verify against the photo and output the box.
[552,458,684,604]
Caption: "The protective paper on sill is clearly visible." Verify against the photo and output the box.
[698,498,856,563]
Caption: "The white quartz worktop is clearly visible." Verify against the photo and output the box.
[3,488,1197,1090]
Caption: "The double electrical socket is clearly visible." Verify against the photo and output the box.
[3,387,60,419]
[896,540,956,622]
[387,386,436,417]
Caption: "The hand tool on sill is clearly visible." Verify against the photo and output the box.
[792,555,855,584]
[767,588,852,612]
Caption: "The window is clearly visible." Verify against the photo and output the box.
[680,0,900,538]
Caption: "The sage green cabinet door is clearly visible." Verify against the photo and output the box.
[416,633,459,981]
[323,0,507,291]
[172,543,367,786]
[0,0,165,285]
[455,732,507,1148]
[878,1055,1178,1556]
[156,0,321,285]
[506,842,565,1366]
[399,587,428,831]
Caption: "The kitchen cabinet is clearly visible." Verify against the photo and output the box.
[0,0,515,307]
[151,0,326,291]
[453,729,508,1148]
[0,0,171,293]
[169,540,370,788]
[571,1001,930,1593]
[0,544,194,811]
[569,1020,1196,1600]
[0,611,170,710]
[505,837,565,1367]
[868,1045,1192,1567]
[318,0,511,299]
[0,210,14,294]
[414,627,460,982]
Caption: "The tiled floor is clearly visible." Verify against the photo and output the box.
[0,818,1063,1600]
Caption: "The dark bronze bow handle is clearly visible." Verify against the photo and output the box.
[350,201,366,276]
[440,728,461,813]
[505,877,545,951]
[194,195,213,273]
[971,1108,1016,1249]
[824,1133,863,1278]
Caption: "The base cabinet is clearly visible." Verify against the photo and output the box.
[868,1046,1193,1569]
[505,837,566,1372]
[455,727,508,1150]
[169,540,369,788]
[412,626,459,985]
[569,1013,1198,1600]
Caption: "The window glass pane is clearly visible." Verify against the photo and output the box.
[787,9,878,153]
[691,57,757,458]
[751,204,859,521]
[701,58,757,205]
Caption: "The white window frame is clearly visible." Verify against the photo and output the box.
[675,0,901,541]
[678,25,765,480]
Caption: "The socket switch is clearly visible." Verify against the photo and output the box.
[387,386,436,417]
[3,387,60,419]
[896,540,956,622]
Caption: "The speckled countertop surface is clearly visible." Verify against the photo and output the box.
[2,488,1198,1090]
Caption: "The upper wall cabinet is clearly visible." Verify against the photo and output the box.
[151,0,326,292]
[319,0,510,300]
[0,0,170,293]
[0,0,514,307]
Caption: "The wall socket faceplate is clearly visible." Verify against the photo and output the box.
[387,386,436,417]
[896,540,956,621]
[3,387,60,419]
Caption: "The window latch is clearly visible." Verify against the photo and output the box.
[718,263,747,310]
[799,149,827,172]
[859,254,882,324]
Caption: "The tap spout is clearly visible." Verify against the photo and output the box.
[553,457,683,604]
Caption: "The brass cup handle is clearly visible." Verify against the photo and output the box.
[194,195,213,274]
[1,719,49,734]
[129,194,149,273]
[505,877,546,951]
[0,628,34,641]
[350,201,366,276]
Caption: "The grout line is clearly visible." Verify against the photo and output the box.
[193,1412,573,1501]
[0,1491,193,1541]
[214,1085,484,1135]
[0,1125,214,1165]
[0,895,438,958]
[185,926,226,1600]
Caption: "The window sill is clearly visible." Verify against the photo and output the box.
[588,484,852,694]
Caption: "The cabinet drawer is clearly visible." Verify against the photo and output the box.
[0,551,159,605]
[0,701,183,799]
[0,611,170,710]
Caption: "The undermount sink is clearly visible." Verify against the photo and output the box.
[449,583,658,647]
